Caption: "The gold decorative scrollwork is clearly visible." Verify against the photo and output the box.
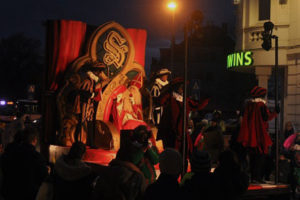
[103,31,128,69]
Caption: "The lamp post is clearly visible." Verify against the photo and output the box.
[262,21,279,184]
[182,21,189,177]
[167,1,176,76]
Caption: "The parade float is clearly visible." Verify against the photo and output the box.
[43,20,154,165]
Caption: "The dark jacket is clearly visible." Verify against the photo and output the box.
[181,172,216,200]
[203,126,224,165]
[53,155,94,200]
[1,142,48,200]
[143,173,182,200]
[213,166,249,200]
[92,159,146,200]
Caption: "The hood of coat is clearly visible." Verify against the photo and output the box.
[54,155,91,181]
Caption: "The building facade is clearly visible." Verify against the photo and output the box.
[234,0,300,129]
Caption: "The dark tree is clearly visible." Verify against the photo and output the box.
[0,33,44,99]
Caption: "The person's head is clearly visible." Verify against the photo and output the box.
[285,121,294,132]
[67,142,86,160]
[177,84,184,95]
[14,127,39,146]
[80,61,105,74]
[25,116,31,123]
[250,86,267,99]
[171,77,184,94]
[157,68,171,82]
[190,150,211,173]
[210,117,219,126]
[217,150,240,170]
[200,119,209,126]
[159,148,182,177]
[188,119,194,128]
[131,125,152,150]
[161,74,168,82]
[213,110,222,120]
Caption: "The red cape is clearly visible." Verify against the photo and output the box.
[237,101,275,154]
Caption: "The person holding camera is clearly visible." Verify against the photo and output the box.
[132,126,159,185]
[92,125,157,200]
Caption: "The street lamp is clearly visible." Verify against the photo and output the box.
[167,1,177,9]
[167,1,177,76]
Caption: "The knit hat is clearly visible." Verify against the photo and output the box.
[190,150,211,173]
[158,68,171,76]
[250,86,267,98]
[159,148,182,175]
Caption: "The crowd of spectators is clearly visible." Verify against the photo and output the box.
[4,109,300,200]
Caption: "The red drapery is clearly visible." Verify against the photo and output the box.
[47,20,87,91]
[126,28,147,67]
[44,20,87,146]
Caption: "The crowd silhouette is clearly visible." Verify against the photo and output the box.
[0,109,295,200]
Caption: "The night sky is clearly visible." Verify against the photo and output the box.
[0,0,235,71]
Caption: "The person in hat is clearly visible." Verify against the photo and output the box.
[157,77,209,162]
[143,148,183,200]
[211,110,226,134]
[237,86,280,183]
[202,117,224,166]
[150,68,171,125]
[180,150,216,200]
[131,125,159,186]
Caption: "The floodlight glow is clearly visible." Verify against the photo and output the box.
[167,2,177,10]
[0,101,6,106]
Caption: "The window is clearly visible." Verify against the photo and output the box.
[279,0,287,5]
[259,0,270,21]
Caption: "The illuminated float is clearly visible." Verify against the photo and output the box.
[45,20,153,164]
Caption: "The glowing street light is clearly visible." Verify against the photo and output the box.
[167,2,177,10]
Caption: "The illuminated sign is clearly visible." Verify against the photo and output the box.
[227,51,253,69]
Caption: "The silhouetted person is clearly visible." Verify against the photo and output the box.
[202,117,224,166]
[53,142,94,200]
[1,127,48,200]
[2,112,25,148]
[132,125,159,186]
[92,127,147,200]
[143,148,183,200]
[213,150,249,200]
[181,150,216,200]
[157,77,209,165]
[284,121,295,140]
